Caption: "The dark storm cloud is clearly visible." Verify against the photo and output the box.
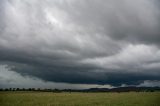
[0,65,114,89]
[0,0,160,88]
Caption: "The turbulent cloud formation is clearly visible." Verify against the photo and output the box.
[138,80,160,87]
[0,65,113,89]
[0,0,160,88]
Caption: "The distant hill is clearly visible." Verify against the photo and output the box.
[84,87,160,92]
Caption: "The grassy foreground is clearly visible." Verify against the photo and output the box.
[0,92,160,106]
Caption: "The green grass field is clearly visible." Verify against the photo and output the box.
[0,92,160,106]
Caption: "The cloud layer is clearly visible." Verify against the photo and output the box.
[0,65,114,89]
[0,0,160,88]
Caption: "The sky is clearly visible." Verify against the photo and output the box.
[0,0,160,89]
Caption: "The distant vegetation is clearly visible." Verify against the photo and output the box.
[0,87,160,92]
[0,92,160,106]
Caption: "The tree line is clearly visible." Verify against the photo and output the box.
[0,87,160,92]
[0,88,61,92]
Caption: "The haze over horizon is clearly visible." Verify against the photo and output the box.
[0,0,160,89]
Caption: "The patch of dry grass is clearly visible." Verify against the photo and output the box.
[0,92,160,106]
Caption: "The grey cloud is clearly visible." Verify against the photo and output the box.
[0,65,114,89]
[57,0,160,44]
[81,44,160,75]
[138,80,160,87]
[0,0,160,87]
